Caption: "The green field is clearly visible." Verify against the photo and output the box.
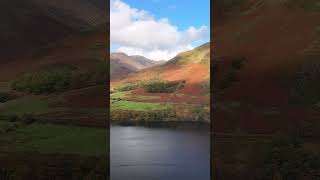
[0,96,66,116]
[111,100,168,111]
[0,122,107,156]
[110,91,169,111]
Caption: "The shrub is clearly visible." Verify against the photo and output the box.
[11,65,75,94]
[21,113,36,125]
[231,57,245,70]
[192,107,210,122]
[116,81,142,92]
[143,79,185,93]
[0,92,10,103]
[201,80,210,95]
[110,108,176,122]
[7,114,19,122]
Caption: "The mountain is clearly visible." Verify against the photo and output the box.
[110,53,164,80]
[118,42,210,85]
[0,0,107,60]
[110,43,210,124]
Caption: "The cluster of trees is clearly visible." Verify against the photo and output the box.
[144,79,185,93]
[111,108,176,123]
[11,65,74,94]
[11,63,107,94]
[115,79,185,93]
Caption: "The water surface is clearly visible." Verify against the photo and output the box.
[111,125,210,180]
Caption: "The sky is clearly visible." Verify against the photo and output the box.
[110,0,210,61]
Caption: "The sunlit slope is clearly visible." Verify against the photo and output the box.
[116,42,210,86]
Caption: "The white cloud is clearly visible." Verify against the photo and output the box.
[110,0,208,61]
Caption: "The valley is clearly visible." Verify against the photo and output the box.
[110,43,210,126]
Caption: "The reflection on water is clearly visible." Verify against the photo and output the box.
[111,126,210,180]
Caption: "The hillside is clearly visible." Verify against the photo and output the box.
[212,0,320,133]
[110,43,210,124]
[0,0,107,60]
[117,42,210,85]
[110,53,164,80]
[212,1,320,179]
[0,0,108,178]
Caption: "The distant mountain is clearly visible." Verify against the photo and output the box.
[118,42,210,85]
[110,53,164,80]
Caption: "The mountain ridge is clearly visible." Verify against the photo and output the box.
[110,52,164,80]
[112,42,210,87]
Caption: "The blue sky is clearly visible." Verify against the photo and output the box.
[110,0,210,60]
[122,0,210,38]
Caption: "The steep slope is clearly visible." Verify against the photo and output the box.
[119,42,210,85]
[212,1,320,134]
[0,0,107,60]
[110,53,164,80]
[212,2,320,179]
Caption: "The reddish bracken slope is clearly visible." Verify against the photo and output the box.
[213,1,320,133]
[111,43,210,103]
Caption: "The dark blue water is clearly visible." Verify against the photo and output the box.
[111,126,210,180]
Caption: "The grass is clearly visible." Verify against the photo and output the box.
[130,95,160,100]
[0,123,107,156]
[111,100,168,111]
[110,91,129,99]
[0,96,65,116]
[0,82,10,91]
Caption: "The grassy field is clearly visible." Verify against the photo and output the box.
[110,91,169,111]
[0,96,66,116]
[0,81,108,157]
[0,122,107,156]
[111,100,168,111]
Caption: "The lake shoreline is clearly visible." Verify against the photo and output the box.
[111,120,210,130]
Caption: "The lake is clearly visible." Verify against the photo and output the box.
[111,125,210,180]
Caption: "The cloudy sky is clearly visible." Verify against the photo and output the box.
[110,0,210,61]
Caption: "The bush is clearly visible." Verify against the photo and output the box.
[231,57,245,70]
[116,81,142,92]
[144,79,185,93]
[7,114,19,122]
[21,113,36,125]
[111,108,176,122]
[192,107,210,122]
[11,69,73,94]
